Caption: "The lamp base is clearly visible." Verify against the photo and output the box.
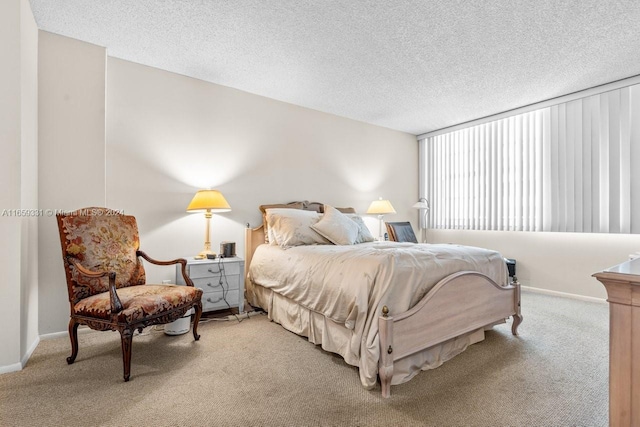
[419,228,427,244]
[195,249,216,259]
[377,215,385,241]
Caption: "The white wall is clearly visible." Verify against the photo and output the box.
[35,51,416,335]
[19,0,39,367]
[428,229,640,300]
[0,0,38,373]
[0,0,24,372]
[106,58,418,285]
[38,32,107,334]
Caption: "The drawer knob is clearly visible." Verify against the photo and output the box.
[207,268,221,274]
[207,296,223,304]
[206,282,221,288]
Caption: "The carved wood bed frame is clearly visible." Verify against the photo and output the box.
[244,218,522,398]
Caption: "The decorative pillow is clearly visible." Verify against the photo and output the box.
[259,202,304,243]
[336,207,357,214]
[311,205,360,245]
[266,208,330,248]
[304,201,357,214]
[304,202,325,213]
[346,214,376,244]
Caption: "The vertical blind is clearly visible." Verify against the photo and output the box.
[422,84,640,233]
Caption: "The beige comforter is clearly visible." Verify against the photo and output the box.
[248,242,508,387]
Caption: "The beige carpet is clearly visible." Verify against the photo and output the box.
[0,291,608,427]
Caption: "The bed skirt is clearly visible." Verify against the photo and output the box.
[247,281,487,388]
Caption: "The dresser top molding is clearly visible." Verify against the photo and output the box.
[596,257,640,280]
[593,257,640,306]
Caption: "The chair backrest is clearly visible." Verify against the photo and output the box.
[57,207,146,305]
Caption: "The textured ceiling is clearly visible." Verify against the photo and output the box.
[29,0,640,135]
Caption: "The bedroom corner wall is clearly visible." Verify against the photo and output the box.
[0,0,38,373]
[19,0,39,367]
[38,32,107,334]
[29,44,416,337]
[105,58,418,286]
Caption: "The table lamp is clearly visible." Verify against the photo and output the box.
[412,198,430,243]
[187,189,231,258]
[367,197,396,241]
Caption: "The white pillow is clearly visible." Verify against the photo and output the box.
[311,205,360,245]
[346,214,375,243]
[265,208,330,248]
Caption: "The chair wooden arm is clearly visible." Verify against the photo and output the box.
[66,257,123,314]
[136,251,195,287]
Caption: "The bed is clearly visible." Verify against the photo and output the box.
[244,201,522,397]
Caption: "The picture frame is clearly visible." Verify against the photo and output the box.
[385,221,418,243]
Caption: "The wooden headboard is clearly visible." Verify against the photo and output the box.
[244,224,265,280]
[243,201,356,280]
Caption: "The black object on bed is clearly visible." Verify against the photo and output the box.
[385,221,418,243]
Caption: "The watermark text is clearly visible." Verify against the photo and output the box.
[1,208,125,217]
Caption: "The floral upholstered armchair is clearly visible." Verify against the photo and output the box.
[56,207,203,381]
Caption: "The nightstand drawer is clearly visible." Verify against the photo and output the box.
[193,275,240,292]
[202,289,240,312]
[189,261,241,278]
[176,257,245,313]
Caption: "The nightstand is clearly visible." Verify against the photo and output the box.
[176,257,245,313]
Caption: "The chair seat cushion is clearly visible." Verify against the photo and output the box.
[74,285,203,324]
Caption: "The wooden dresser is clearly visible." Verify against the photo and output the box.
[593,257,640,427]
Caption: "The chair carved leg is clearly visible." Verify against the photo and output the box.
[67,318,80,364]
[120,328,134,382]
[192,302,202,341]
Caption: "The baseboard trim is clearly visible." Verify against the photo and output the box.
[39,330,68,340]
[40,325,92,341]
[21,335,40,367]
[522,285,607,304]
[0,362,22,375]
[0,335,41,375]
[1,328,94,375]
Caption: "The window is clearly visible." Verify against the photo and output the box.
[420,84,640,233]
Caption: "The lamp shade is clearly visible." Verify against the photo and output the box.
[186,190,231,212]
[367,198,396,215]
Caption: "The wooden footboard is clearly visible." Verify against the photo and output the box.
[378,271,522,398]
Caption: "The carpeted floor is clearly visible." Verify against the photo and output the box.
[0,291,608,427]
